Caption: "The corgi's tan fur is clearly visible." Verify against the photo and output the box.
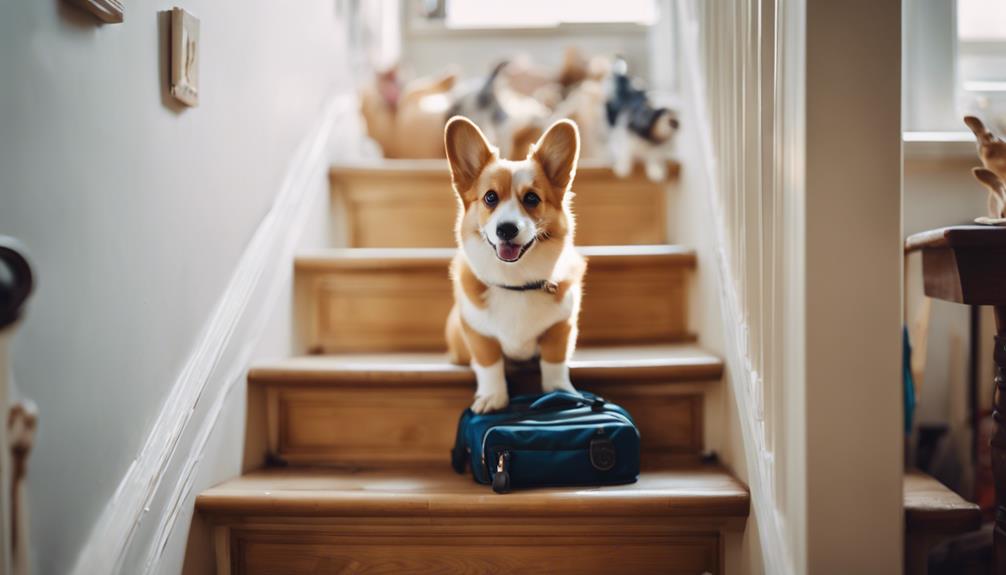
[443,116,586,413]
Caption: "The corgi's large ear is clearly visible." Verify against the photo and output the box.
[530,119,580,193]
[445,116,496,198]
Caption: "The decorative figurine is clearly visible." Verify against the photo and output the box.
[965,115,1006,181]
[973,168,1006,223]
[966,116,1006,224]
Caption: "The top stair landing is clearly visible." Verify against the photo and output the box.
[330,160,679,248]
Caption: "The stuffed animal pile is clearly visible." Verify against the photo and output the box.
[358,48,680,181]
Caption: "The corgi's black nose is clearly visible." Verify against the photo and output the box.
[496,223,519,242]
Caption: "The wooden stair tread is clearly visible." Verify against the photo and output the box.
[904,470,982,535]
[249,344,723,386]
[331,161,677,248]
[295,244,697,270]
[196,465,748,520]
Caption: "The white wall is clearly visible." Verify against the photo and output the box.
[903,152,988,496]
[400,22,653,84]
[905,155,986,425]
[902,0,959,131]
[0,2,354,573]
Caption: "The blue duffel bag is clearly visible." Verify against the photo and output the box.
[450,390,641,493]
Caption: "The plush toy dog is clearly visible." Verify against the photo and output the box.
[359,69,456,159]
[605,58,679,181]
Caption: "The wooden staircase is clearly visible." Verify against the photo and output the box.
[195,161,750,574]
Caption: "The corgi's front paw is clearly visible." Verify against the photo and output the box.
[541,377,576,394]
[472,391,509,414]
[471,359,508,413]
[540,360,577,394]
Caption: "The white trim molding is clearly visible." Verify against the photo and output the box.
[68,94,359,575]
[903,131,977,159]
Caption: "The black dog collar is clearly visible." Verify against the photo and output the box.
[494,280,559,294]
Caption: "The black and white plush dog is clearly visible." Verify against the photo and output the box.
[605,58,679,181]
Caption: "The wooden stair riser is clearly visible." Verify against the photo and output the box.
[331,163,677,248]
[297,250,694,354]
[214,524,720,575]
[254,380,705,468]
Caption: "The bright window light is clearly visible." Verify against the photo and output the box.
[445,0,657,29]
[959,0,1006,41]
[957,0,1006,129]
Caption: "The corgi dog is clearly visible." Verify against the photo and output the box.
[444,116,586,413]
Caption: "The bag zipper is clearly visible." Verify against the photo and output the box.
[492,449,511,493]
[480,412,637,477]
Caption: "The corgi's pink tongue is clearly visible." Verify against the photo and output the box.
[497,242,522,262]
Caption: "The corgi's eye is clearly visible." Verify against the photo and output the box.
[522,191,541,208]
[483,190,499,207]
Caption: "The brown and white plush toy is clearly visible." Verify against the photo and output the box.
[965,115,1006,181]
[966,116,1006,224]
[973,168,1006,224]
[359,69,457,159]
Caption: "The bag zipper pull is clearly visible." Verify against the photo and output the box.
[492,450,511,494]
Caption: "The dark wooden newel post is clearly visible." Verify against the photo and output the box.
[907,226,1006,574]
[995,304,1006,574]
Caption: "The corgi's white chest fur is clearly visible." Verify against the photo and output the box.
[458,227,582,361]
[460,282,579,361]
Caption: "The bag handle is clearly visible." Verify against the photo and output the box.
[529,391,604,411]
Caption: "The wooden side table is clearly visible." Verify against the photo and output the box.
[907,225,1006,573]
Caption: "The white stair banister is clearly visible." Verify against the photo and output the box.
[678,0,903,571]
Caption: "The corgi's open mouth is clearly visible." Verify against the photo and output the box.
[486,236,535,263]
